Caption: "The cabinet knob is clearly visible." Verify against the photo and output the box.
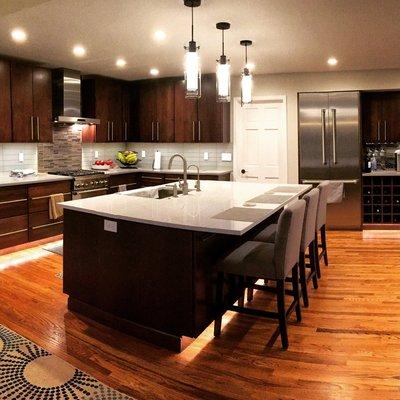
[241,169,246,174]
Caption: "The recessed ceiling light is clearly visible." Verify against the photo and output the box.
[73,45,86,57]
[327,57,338,66]
[154,30,166,41]
[116,58,127,68]
[150,68,159,76]
[246,62,255,70]
[11,28,27,43]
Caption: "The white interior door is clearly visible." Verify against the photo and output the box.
[233,96,287,183]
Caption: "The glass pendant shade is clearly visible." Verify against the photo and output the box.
[216,60,230,102]
[185,47,201,98]
[241,68,252,105]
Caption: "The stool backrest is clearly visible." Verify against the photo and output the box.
[301,188,320,251]
[316,180,330,231]
[274,199,306,279]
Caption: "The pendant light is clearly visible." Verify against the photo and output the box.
[216,22,231,103]
[240,40,253,105]
[184,0,201,99]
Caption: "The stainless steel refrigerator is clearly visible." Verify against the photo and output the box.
[298,91,362,230]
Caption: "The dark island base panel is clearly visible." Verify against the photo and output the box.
[63,209,280,352]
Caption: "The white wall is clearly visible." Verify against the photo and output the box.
[232,68,400,183]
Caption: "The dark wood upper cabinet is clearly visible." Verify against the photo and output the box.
[0,59,12,142]
[10,62,52,143]
[32,67,52,142]
[11,62,34,143]
[136,79,175,142]
[82,76,125,143]
[174,79,198,143]
[198,74,230,143]
[362,91,400,144]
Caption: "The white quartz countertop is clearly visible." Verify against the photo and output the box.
[0,173,73,187]
[60,181,311,235]
[362,170,400,176]
[104,167,232,176]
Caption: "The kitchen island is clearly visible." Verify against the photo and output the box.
[60,181,310,351]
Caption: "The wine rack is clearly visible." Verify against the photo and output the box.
[363,176,400,224]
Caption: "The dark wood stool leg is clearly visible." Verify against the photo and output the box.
[276,279,288,349]
[309,242,319,289]
[299,252,309,308]
[292,264,302,322]
[238,276,245,307]
[214,272,224,337]
[321,225,328,266]
[314,233,322,279]
[247,288,254,302]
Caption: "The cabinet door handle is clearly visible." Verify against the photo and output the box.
[384,120,387,142]
[30,116,34,141]
[111,121,114,141]
[377,121,381,142]
[36,117,40,141]
[198,121,201,141]
[124,122,128,141]
[107,121,110,141]
[157,122,160,141]
[192,121,196,142]
[151,122,154,141]
[321,109,327,165]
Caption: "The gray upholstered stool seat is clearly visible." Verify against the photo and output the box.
[214,199,306,350]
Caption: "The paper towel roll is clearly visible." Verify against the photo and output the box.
[153,150,161,170]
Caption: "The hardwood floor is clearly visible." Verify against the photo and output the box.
[0,231,400,399]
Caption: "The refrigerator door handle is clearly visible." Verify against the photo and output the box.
[331,108,337,164]
[321,108,327,165]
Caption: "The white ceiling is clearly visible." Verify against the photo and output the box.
[0,0,400,80]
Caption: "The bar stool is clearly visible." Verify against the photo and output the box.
[252,189,320,307]
[214,200,306,350]
[316,181,330,271]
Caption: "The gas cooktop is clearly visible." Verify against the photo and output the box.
[48,169,105,177]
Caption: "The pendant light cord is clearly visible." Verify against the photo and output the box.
[222,30,225,56]
[191,6,194,41]
[245,44,248,64]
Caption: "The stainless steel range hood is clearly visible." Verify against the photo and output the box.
[52,69,99,125]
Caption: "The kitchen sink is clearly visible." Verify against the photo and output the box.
[120,186,192,199]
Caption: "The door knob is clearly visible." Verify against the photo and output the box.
[241,169,246,174]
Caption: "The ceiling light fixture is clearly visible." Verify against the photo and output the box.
[240,40,253,105]
[150,68,159,76]
[154,30,166,41]
[116,58,127,68]
[327,57,338,66]
[73,45,86,57]
[216,22,231,103]
[183,0,201,99]
[11,28,27,43]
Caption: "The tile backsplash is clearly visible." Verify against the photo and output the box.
[0,143,38,172]
[82,142,126,169]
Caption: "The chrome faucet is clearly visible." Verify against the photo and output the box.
[188,164,201,191]
[168,154,189,195]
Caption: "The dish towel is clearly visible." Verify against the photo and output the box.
[118,184,127,192]
[49,193,64,220]
[327,181,344,204]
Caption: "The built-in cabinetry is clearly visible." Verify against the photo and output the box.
[133,74,230,143]
[362,175,400,225]
[0,181,72,250]
[0,60,12,142]
[362,91,400,144]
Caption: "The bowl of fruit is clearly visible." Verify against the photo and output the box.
[116,151,139,168]
[92,159,114,170]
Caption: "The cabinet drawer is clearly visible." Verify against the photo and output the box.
[0,185,28,218]
[29,210,63,228]
[29,220,64,242]
[29,182,72,213]
[108,173,140,186]
[140,174,165,187]
[0,229,28,249]
[0,215,28,235]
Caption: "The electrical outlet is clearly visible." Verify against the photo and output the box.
[203,152,209,161]
[141,150,146,158]
[18,152,24,162]
[94,150,99,158]
[221,152,232,162]
[104,220,117,233]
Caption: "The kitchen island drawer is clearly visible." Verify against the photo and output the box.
[0,186,28,218]
[29,182,72,213]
